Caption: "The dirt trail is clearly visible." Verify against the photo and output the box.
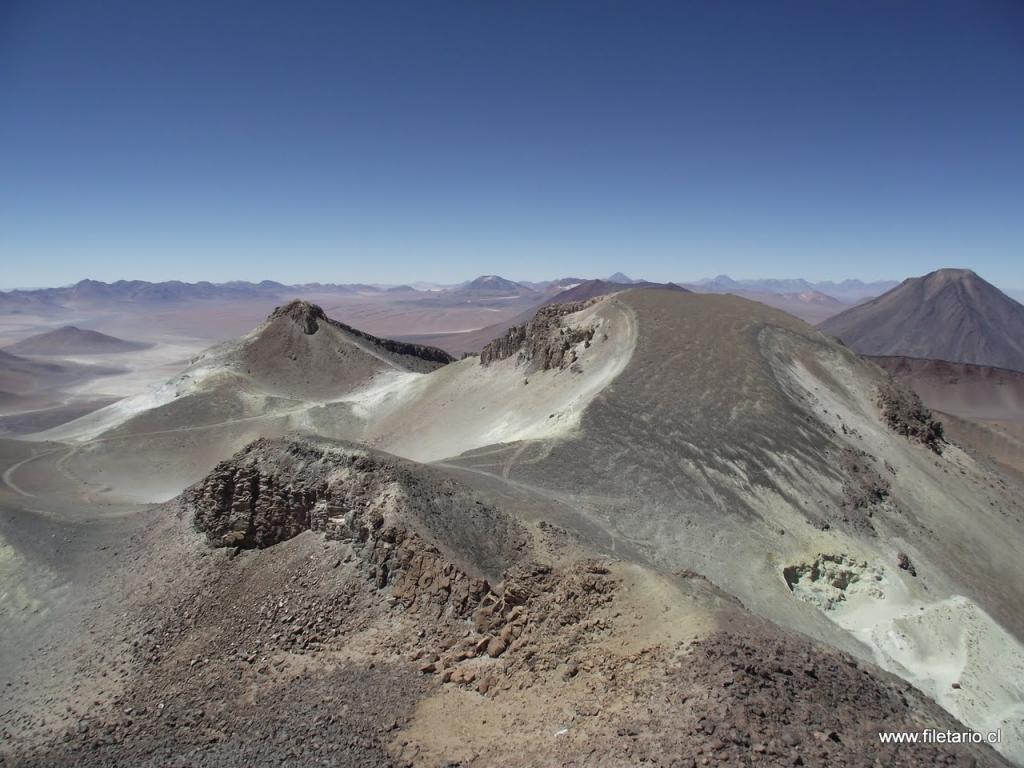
[1,449,60,497]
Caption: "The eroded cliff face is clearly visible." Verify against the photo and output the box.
[479,301,598,371]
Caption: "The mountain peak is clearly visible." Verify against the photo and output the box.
[921,267,979,286]
[607,272,636,284]
[466,275,521,290]
[819,268,1024,371]
[268,299,328,334]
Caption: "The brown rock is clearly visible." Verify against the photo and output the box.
[486,637,507,658]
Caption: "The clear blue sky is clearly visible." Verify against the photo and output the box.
[1,1,1022,289]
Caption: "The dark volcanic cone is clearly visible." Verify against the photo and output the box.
[819,269,1024,372]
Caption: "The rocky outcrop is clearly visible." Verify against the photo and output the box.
[268,299,328,334]
[877,377,944,453]
[479,300,597,371]
[783,553,884,611]
[183,437,525,583]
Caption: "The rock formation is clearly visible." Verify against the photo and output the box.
[877,377,945,453]
[183,436,526,579]
[479,301,597,370]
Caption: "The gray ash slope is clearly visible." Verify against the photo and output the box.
[819,268,1024,372]
[460,290,1024,630]
[444,289,1024,762]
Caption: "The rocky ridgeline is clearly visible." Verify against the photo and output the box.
[479,300,597,371]
[877,376,945,453]
[267,299,454,365]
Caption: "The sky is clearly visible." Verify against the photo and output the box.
[1,0,1022,290]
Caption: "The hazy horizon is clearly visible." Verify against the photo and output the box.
[2,269,1022,298]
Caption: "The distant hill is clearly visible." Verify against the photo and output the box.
[536,277,590,295]
[819,269,1024,372]
[234,300,453,399]
[6,326,152,356]
[461,275,529,293]
[547,279,625,303]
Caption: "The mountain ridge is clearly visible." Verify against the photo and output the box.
[690,275,899,302]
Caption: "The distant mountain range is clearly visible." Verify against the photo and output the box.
[0,279,368,312]
[819,268,1024,372]
[689,275,899,303]
[0,276,584,311]
[0,273,912,315]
